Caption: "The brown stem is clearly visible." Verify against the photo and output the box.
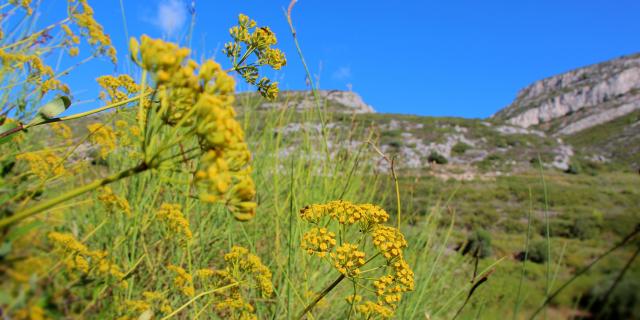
[296,274,346,319]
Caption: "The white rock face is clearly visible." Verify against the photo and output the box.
[259,90,375,114]
[494,53,640,134]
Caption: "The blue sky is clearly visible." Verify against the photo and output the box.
[40,0,640,118]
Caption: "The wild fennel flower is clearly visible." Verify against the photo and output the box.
[68,0,117,63]
[87,123,116,159]
[355,301,394,319]
[301,227,337,257]
[48,232,128,288]
[195,246,272,319]
[223,246,273,297]
[16,151,66,180]
[8,0,33,14]
[51,122,73,144]
[121,291,173,316]
[97,74,140,103]
[97,186,131,216]
[224,14,286,99]
[12,305,47,320]
[129,35,258,220]
[331,243,366,277]
[156,203,192,242]
[167,265,195,297]
[371,225,408,260]
[299,201,414,318]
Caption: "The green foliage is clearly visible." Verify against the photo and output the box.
[451,142,471,155]
[580,274,640,319]
[428,151,448,164]
[462,229,493,258]
[527,240,548,264]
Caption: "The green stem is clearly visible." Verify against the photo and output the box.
[0,162,149,228]
[296,274,346,319]
[527,224,640,320]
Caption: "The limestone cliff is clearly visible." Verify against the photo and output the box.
[493,53,640,135]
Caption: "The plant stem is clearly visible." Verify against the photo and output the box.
[0,162,149,228]
[296,274,346,319]
[527,224,640,320]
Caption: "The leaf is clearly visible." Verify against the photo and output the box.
[28,96,72,125]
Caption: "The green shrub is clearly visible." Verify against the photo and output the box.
[565,162,582,174]
[527,240,549,264]
[428,151,448,164]
[570,217,599,240]
[461,229,492,258]
[452,142,471,155]
[580,275,640,319]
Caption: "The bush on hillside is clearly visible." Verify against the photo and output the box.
[527,240,549,264]
[428,151,448,164]
[579,275,640,319]
[461,229,492,258]
[451,142,471,155]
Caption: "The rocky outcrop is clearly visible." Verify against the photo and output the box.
[257,90,375,113]
[493,53,640,134]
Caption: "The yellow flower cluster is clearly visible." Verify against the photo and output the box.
[11,305,47,320]
[131,35,257,221]
[61,24,81,57]
[0,52,69,95]
[167,265,195,297]
[371,225,408,260]
[8,0,33,14]
[156,203,192,242]
[224,14,286,100]
[355,301,394,319]
[87,123,116,159]
[97,186,131,216]
[300,201,415,318]
[223,246,273,297]
[96,75,140,103]
[48,232,127,288]
[300,200,389,229]
[121,291,173,317]
[194,246,272,320]
[301,227,337,257]
[68,0,117,63]
[50,122,73,144]
[331,243,366,277]
[115,120,141,148]
[16,150,66,180]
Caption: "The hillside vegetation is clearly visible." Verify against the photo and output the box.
[1,2,639,319]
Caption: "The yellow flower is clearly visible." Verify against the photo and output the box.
[68,0,117,63]
[156,203,192,242]
[97,186,131,216]
[51,122,73,144]
[97,74,140,103]
[330,243,366,277]
[223,14,286,100]
[16,150,66,180]
[223,246,273,297]
[301,227,337,257]
[355,301,394,319]
[167,265,195,297]
[87,123,116,159]
[48,232,127,287]
[371,225,408,260]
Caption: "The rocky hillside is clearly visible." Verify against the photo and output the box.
[493,53,640,135]
[239,54,640,173]
[237,90,375,113]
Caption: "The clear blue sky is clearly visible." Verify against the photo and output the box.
[41,0,640,118]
